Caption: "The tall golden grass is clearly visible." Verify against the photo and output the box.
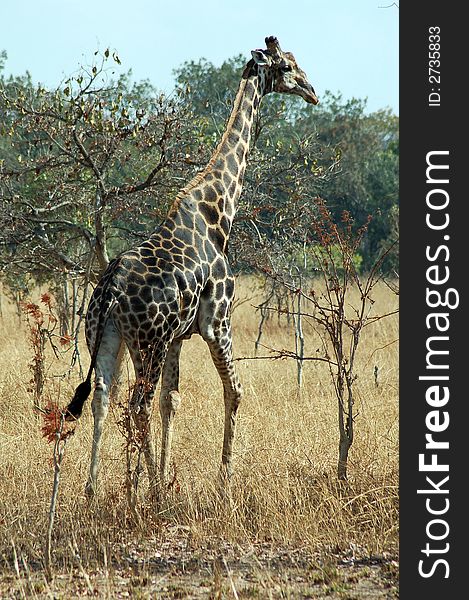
[0,276,398,586]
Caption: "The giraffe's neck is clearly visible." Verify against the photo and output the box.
[168,62,267,251]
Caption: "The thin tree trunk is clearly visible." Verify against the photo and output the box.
[294,291,304,388]
[45,414,67,580]
[71,278,78,335]
[61,276,70,337]
[337,374,354,480]
[338,434,351,480]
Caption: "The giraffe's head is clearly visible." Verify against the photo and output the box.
[251,36,319,105]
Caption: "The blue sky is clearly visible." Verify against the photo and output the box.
[0,0,398,114]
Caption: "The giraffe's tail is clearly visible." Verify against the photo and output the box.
[64,278,117,421]
[65,377,92,420]
[64,308,106,421]
[64,322,106,421]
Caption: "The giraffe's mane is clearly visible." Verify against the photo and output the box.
[168,60,256,215]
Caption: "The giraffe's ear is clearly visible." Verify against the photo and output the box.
[251,49,272,66]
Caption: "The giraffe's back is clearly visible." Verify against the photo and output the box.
[85,227,212,356]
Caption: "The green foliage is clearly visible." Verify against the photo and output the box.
[0,49,203,284]
[175,58,398,274]
[294,92,399,271]
[174,55,245,123]
[0,48,398,295]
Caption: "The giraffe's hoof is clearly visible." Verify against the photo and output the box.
[166,390,182,412]
[85,481,97,500]
[220,463,233,481]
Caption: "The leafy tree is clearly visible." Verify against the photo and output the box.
[1,50,398,326]
[293,92,399,271]
[0,50,204,288]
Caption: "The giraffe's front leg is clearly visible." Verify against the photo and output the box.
[205,322,243,480]
[220,360,243,480]
[159,339,183,486]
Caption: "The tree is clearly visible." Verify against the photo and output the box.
[252,200,398,480]
[1,51,398,335]
[0,50,207,332]
[293,92,399,272]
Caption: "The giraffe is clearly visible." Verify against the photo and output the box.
[66,36,318,496]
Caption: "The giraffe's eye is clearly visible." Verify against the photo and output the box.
[280,64,293,73]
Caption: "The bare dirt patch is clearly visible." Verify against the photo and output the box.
[1,537,398,599]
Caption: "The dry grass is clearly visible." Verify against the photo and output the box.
[0,277,398,598]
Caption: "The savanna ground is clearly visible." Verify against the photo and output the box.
[0,277,399,598]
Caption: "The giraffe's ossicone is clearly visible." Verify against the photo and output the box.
[66,36,319,496]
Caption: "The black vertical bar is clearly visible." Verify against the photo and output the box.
[400,3,465,598]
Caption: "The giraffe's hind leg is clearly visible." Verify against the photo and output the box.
[109,341,126,401]
[129,340,169,491]
[87,318,122,498]
[159,339,183,485]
